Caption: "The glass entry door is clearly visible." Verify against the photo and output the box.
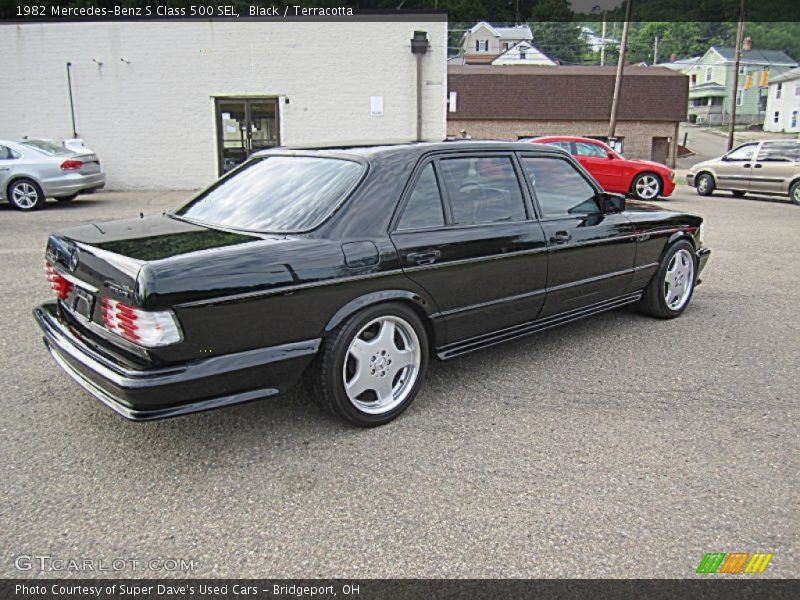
[215,98,279,175]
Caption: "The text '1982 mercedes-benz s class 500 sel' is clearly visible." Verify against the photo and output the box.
[34,142,711,426]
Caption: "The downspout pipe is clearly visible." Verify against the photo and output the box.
[411,31,430,142]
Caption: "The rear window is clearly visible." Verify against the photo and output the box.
[176,156,364,232]
[20,139,74,156]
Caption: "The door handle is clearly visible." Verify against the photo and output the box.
[551,231,571,244]
[753,163,763,168]
[407,250,441,265]
[0,167,9,172]
[743,163,751,168]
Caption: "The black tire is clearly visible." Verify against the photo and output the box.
[630,172,663,201]
[7,178,45,211]
[638,240,698,319]
[790,181,800,206]
[731,190,746,198]
[312,302,429,427]
[695,173,715,196]
[56,194,79,202]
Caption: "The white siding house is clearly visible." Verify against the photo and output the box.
[491,41,555,66]
[0,20,447,190]
[461,22,533,64]
[764,67,800,132]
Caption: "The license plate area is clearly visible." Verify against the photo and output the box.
[71,288,95,321]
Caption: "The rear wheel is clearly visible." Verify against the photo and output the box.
[790,181,800,206]
[695,173,715,196]
[731,190,746,198]
[312,303,429,427]
[7,179,45,211]
[631,172,662,200]
[638,240,697,319]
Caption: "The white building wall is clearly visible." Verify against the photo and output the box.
[764,79,800,132]
[0,20,447,189]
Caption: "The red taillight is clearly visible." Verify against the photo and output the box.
[101,297,181,347]
[60,159,83,171]
[45,261,73,300]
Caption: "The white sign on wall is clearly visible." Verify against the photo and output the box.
[370,96,384,116]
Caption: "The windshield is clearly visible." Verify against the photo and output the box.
[20,139,74,156]
[176,156,364,233]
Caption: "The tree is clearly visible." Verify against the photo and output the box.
[529,0,587,64]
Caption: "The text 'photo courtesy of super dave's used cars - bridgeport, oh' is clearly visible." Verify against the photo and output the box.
[33,141,710,427]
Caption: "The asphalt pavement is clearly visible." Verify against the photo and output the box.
[1,186,797,578]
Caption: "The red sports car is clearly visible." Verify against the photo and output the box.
[531,136,675,201]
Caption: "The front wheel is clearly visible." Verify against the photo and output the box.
[7,179,45,211]
[790,181,800,206]
[696,173,715,196]
[631,172,662,200]
[312,303,429,427]
[638,240,697,319]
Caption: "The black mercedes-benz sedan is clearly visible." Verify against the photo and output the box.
[34,142,710,426]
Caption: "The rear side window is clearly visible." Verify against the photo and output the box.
[522,157,599,217]
[757,141,800,162]
[438,157,526,225]
[176,156,363,232]
[20,139,73,156]
[0,145,14,160]
[546,141,572,153]
[397,164,445,230]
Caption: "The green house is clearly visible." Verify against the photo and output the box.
[682,46,797,126]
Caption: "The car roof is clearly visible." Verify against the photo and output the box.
[254,140,564,162]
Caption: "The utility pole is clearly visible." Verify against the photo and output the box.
[653,35,659,65]
[600,14,607,66]
[65,62,77,138]
[727,0,745,152]
[608,0,632,140]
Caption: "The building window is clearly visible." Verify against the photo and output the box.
[691,74,697,85]
[792,111,798,129]
[475,40,489,52]
[773,111,780,124]
[776,83,782,99]
[519,47,527,59]
[705,67,712,82]
[795,83,800,96]
[736,89,743,106]
[739,64,746,75]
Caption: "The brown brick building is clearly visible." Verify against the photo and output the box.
[447,65,689,166]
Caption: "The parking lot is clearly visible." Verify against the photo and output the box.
[1,185,797,578]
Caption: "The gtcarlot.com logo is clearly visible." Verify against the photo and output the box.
[696,552,773,574]
[14,554,196,573]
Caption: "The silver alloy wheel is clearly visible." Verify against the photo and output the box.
[342,315,421,415]
[664,249,695,311]
[11,182,40,209]
[635,174,660,199]
[793,185,800,204]
[697,176,709,193]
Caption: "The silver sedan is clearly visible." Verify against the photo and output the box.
[0,139,105,211]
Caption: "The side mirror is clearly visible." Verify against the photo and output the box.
[721,154,730,161]
[598,192,626,213]
[607,153,617,160]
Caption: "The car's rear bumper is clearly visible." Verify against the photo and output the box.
[697,247,711,281]
[33,302,319,420]
[44,172,106,197]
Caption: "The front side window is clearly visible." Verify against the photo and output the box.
[546,141,572,153]
[438,157,526,226]
[726,143,757,161]
[574,142,608,158]
[176,156,363,232]
[522,157,599,217]
[397,164,445,230]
